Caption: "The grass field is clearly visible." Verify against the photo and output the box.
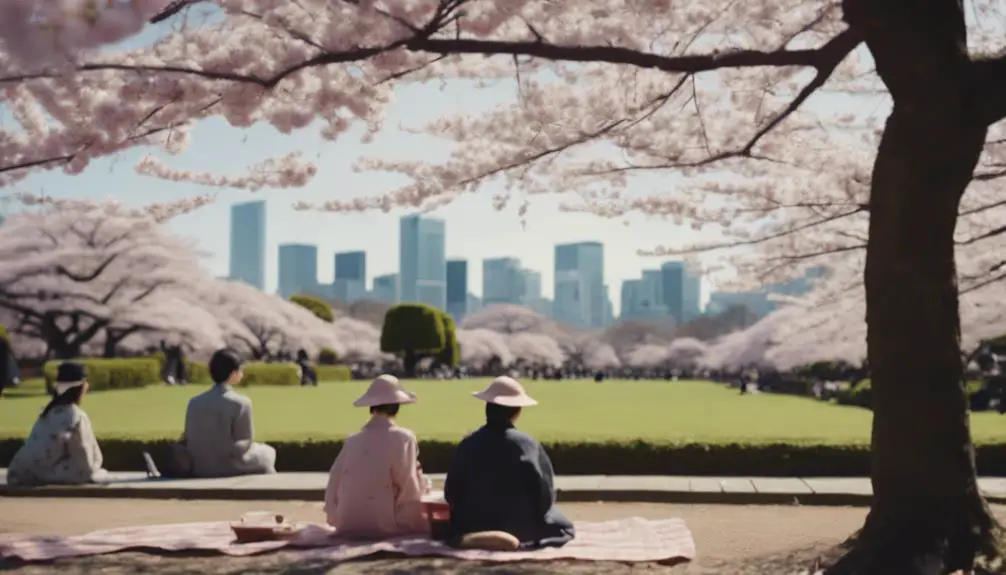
[0,379,1002,445]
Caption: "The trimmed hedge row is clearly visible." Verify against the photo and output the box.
[43,358,353,392]
[316,365,352,381]
[2,437,1005,477]
[836,379,986,409]
[43,358,159,392]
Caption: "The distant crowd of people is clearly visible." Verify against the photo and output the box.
[5,350,576,551]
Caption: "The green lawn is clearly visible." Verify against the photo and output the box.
[1,379,1001,445]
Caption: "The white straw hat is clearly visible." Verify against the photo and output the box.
[353,374,417,407]
[472,376,538,407]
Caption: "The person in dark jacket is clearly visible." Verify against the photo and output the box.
[444,376,575,551]
[0,337,14,397]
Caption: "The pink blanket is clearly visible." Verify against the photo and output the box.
[0,518,694,565]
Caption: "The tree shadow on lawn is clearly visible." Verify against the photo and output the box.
[0,546,842,575]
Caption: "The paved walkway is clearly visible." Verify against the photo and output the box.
[2,470,1004,506]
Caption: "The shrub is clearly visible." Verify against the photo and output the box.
[2,437,1005,477]
[316,364,352,382]
[836,379,986,410]
[43,358,159,393]
[0,324,8,343]
[290,294,335,323]
[318,347,339,365]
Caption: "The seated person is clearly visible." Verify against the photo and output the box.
[7,362,108,486]
[444,376,575,551]
[181,348,276,477]
[324,374,429,537]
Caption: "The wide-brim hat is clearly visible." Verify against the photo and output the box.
[353,374,417,407]
[472,376,538,407]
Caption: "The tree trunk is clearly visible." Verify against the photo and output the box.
[829,2,1000,573]
[400,347,416,379]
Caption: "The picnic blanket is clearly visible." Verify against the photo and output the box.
[0,517,695,565]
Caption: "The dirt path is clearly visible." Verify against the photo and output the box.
[1,498,1002,574]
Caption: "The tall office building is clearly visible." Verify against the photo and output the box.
[277,243,318,297]
[553,242,604,328]
[521,269,542,301]
[229,201,266,290]
[333,251,367,302]
[620,279,643,320]
[660,260,702,323]
[372,273,399,303]
[399,215,447,310]
[446,259,468,321]
[483,257,526,305]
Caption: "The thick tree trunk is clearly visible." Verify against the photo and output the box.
[403,349,417,378]
[830,2,1000,573]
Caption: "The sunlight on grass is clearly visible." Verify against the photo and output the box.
[0,379,1001,444]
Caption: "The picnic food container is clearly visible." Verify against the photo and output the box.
[230,512,304,543]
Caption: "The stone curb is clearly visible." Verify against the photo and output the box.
[3,486,1002,506]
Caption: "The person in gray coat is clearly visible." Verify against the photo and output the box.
[181,348,276,477]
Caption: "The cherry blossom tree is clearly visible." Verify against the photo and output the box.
[0,200,218,358]
[665,337,708,368]
[5,0,1006,569]
[505,332,565,368]
[579,340,620,370]
[461,304,576,343]
[624,344,669,369]
[597,320,676,360]
[211,279,340,359]
[457,328,513,367]
[331,316,387,363]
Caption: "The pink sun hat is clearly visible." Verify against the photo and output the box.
[353,374,417,407]
[472,376,538,407]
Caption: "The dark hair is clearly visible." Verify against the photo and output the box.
[209,348,243,384]
[370,403,400,416]
[485,403,520,426]
[41,385,85,418]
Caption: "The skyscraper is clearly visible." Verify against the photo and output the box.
[661,260,702,323]
[553,242,604,328]
[446,259,468,321]
[399,214,447,310]
[372,273,399,303]
[333,251,367,302]
[620,279,643,320]
[277,243,318,297]
[483,257,525,304]
[229,201,266,290]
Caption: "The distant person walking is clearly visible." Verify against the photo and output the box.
[0,336,18,398]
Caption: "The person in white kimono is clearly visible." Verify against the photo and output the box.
[180,348,276,477]
[7,362,108,486]
[324,374,430,537]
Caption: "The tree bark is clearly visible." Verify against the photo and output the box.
[829,1,1001,573]
[403,349,417,378]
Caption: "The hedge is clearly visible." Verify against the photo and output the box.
[43,358,159,392]
[2,437,1005,476]
[836,379,985,409]
[316,365,352,381]
[43,358,344,391]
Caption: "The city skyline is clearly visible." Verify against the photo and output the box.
[234,201,724,319]
[247,204,737,325]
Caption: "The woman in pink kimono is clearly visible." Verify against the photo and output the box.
[324,374,430,537]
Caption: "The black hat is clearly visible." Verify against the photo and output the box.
[55,361,87,383]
